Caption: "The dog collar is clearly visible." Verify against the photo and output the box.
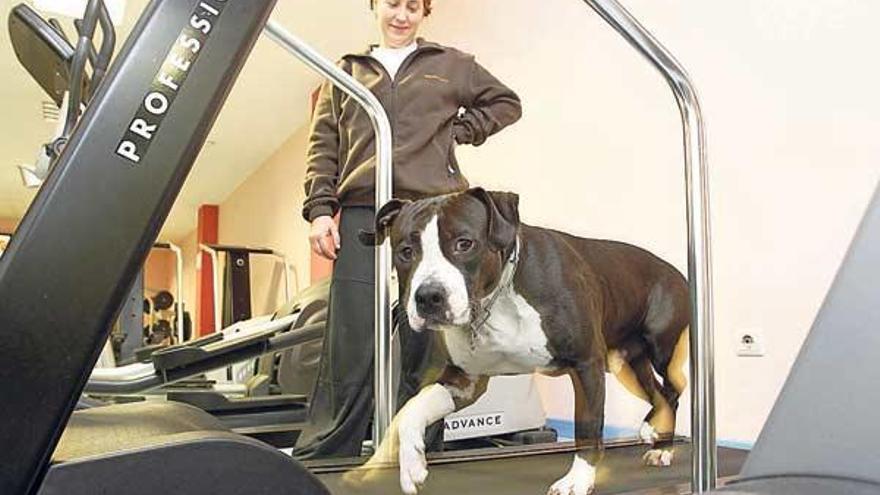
[471,236,520,332]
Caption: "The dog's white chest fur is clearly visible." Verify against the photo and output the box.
[442,289,554,376]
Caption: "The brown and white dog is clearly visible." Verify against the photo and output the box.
[359,188,690,495]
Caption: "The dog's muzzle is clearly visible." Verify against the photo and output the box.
[414,282,451,323]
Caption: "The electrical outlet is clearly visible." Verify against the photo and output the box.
[736,330,765,357]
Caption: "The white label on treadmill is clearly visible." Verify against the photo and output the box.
[443,412,505,437]
[115,0,227,164]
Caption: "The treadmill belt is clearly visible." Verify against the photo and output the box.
[316,444,747,495]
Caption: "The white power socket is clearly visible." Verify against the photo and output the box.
[736,330,765,357]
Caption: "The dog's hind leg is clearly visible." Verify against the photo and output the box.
[606,337,668,446]
[548,361,604,495]
[637,326,689,467]
[638,279,690,466]
[661,327,689,410]
[607,338,651,404]
[628,354,675,466]
[646,327,689,465]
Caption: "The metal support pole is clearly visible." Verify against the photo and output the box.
[580,1,716,491]
[269,250,292,301]
[198,244,222,334]
[263,20,395,445]
[167,242,185,343]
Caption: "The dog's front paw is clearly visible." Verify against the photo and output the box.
[643,448,674,467]
[547,474,594,495]
[398,426,428,494]
[547,455,595,495]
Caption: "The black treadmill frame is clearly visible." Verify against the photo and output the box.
[0,1,277,493]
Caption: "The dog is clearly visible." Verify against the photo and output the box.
[358,188,690,495]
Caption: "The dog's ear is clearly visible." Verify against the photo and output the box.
[358,199,409,246]
[466,187,520,254]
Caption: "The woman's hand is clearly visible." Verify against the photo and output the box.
[310,215,340,260]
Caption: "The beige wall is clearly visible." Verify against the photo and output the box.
[215,126,312,316]
[171,0,880,446]
[0,217,18,234]
[143,250,176,295]
[175,126,313,327]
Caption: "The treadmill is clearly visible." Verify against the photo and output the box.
[4,1,863,494]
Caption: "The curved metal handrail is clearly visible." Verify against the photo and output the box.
[581,0,716,491]
[263,20,396,444]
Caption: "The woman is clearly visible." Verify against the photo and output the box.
[296,0,521,458]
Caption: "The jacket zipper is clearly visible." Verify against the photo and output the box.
[363,46,455,176]
[371,48,426,160]
[386,49,458,177]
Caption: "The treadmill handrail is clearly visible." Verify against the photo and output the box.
[87,314,293,388]
[262,20,395,446]
[64,0,100,139]
[581,0,716,492]
[89,361,156,382]
[86,315,322,396]
[152,314,296,371]
[161,321,325,390]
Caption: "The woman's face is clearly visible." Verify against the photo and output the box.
[376,0,425,48]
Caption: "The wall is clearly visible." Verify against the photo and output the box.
[175,126,313,326]
[0,217,18,234]
[215,125,312,316]
[143,250,176,294]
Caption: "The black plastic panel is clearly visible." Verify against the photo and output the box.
[0,1,277,493]
[8,3,76,106]
[40,403,327,495]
